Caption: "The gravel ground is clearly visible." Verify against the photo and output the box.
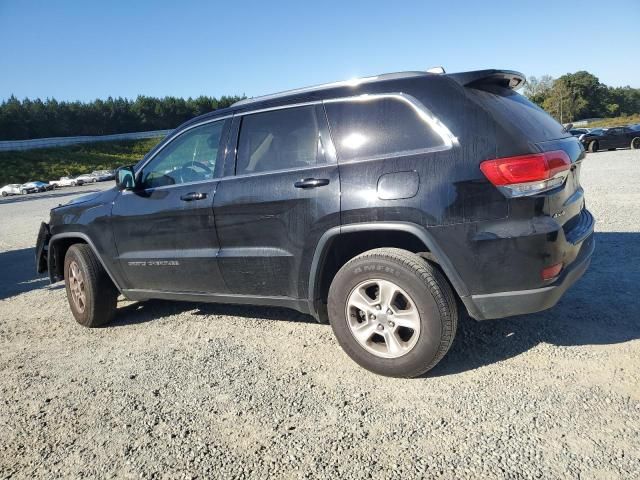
[1,151,639,479]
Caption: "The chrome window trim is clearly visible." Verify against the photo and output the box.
[122,164,336,195]
[323,92,458,160]
[120,177,218,195]
[236,101,322,116]
[126,93,456,194]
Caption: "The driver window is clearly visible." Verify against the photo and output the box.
[140,120,225,189]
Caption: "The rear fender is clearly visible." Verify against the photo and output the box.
[307,222,470,318]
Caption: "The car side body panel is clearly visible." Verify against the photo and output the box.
[36,69,594,324]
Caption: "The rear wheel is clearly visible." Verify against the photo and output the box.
[632,137,640,150]
[64,244,118,327]
[588,140,599,153]
[328,248,458,378]
[1,191,7,197]
[21,189,27,195]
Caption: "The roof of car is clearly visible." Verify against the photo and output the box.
[173,68,525,132]
[231,71,429,108]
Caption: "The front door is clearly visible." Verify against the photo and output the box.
[213,104,340,299]
[111,118,231,293]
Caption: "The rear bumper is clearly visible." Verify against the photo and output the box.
[462,213,595,320]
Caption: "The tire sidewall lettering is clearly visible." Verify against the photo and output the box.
[353,264,396,275]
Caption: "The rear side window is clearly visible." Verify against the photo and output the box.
[236,106,320,174]
[324,97,446,162]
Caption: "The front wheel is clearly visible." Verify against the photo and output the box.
[64,244,118,327]
[21,189,27,195]
[328,248,458,378]
[588,140,599,153]
[1,191,7,197]
[632,137,640,150]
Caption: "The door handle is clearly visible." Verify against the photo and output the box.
[180,192,207,201]
[294,178,330,189]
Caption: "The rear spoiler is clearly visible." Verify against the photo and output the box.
[447,69,526,91]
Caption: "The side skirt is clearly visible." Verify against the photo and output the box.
[122,289,314,317]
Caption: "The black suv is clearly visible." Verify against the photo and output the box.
[581,126,640,152]
[36,69,595,377]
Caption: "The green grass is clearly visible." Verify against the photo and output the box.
[0,137,162,185]
[584,114,640,128]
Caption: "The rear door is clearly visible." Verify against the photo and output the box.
[111,118,231,293]
[213,104,340,299]
[601,128,619,148]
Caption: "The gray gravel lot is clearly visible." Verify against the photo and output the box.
[1,151,639,479]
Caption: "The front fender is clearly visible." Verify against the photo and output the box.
[47,232,123,292]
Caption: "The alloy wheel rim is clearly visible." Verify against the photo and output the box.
[68,261,86,312]
[345,279,421,358]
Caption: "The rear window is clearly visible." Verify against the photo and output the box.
[324,97,446,162]
[468,86,569,143]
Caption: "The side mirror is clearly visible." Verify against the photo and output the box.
[115,166,137,191]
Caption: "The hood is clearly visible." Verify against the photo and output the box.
[65,190,104,206]
[56,186,118,209]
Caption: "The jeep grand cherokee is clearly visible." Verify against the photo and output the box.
[36,69,595,377]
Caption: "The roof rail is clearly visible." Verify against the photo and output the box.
[232,71,428,108]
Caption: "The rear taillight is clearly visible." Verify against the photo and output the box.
[541,263,563,281]
[480,150,572,197]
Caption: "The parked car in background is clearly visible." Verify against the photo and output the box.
[75,173,99,184]
[630,124,640,132]
[569,128,589,137]
[22,181,54,192]
[581,126,640,152]
[19,183,38,194]
[50,176,85,187]
[90,170,115,181]
[1,184,22,196]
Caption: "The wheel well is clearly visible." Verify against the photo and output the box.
[50,237,87,281]
[314,230,448,320]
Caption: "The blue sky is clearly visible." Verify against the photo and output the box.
[1,0,638,102]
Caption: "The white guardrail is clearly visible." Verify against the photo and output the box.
[0,129,172,152]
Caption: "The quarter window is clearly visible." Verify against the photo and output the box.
[324,97,446,162]
[139,120,226,189]
[236,106,321,175]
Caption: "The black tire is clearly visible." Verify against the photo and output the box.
[588,140,598,153]
[21,189,27,195]
[1,191,7,197]
[632,137,640,150]
[64,244,118,327]
[328,248,458,378]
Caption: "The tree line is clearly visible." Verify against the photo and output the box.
[0,94,245,141]
[524,71,640,124]
[1,71,638,140]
